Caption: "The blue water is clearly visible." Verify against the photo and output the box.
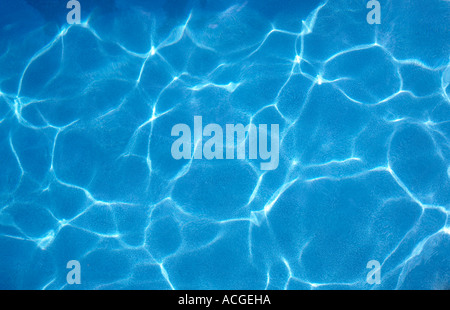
[0,0,449,290]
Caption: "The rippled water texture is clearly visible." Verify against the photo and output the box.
[0,0,449,289]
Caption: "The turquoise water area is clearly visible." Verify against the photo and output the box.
[0,0,449,289]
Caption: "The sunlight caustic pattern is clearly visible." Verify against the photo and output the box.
[0,0,449,289]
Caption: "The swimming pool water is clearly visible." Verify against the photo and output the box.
[0,0,449,290]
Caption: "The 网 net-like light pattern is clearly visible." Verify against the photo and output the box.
[0,0,449,289]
